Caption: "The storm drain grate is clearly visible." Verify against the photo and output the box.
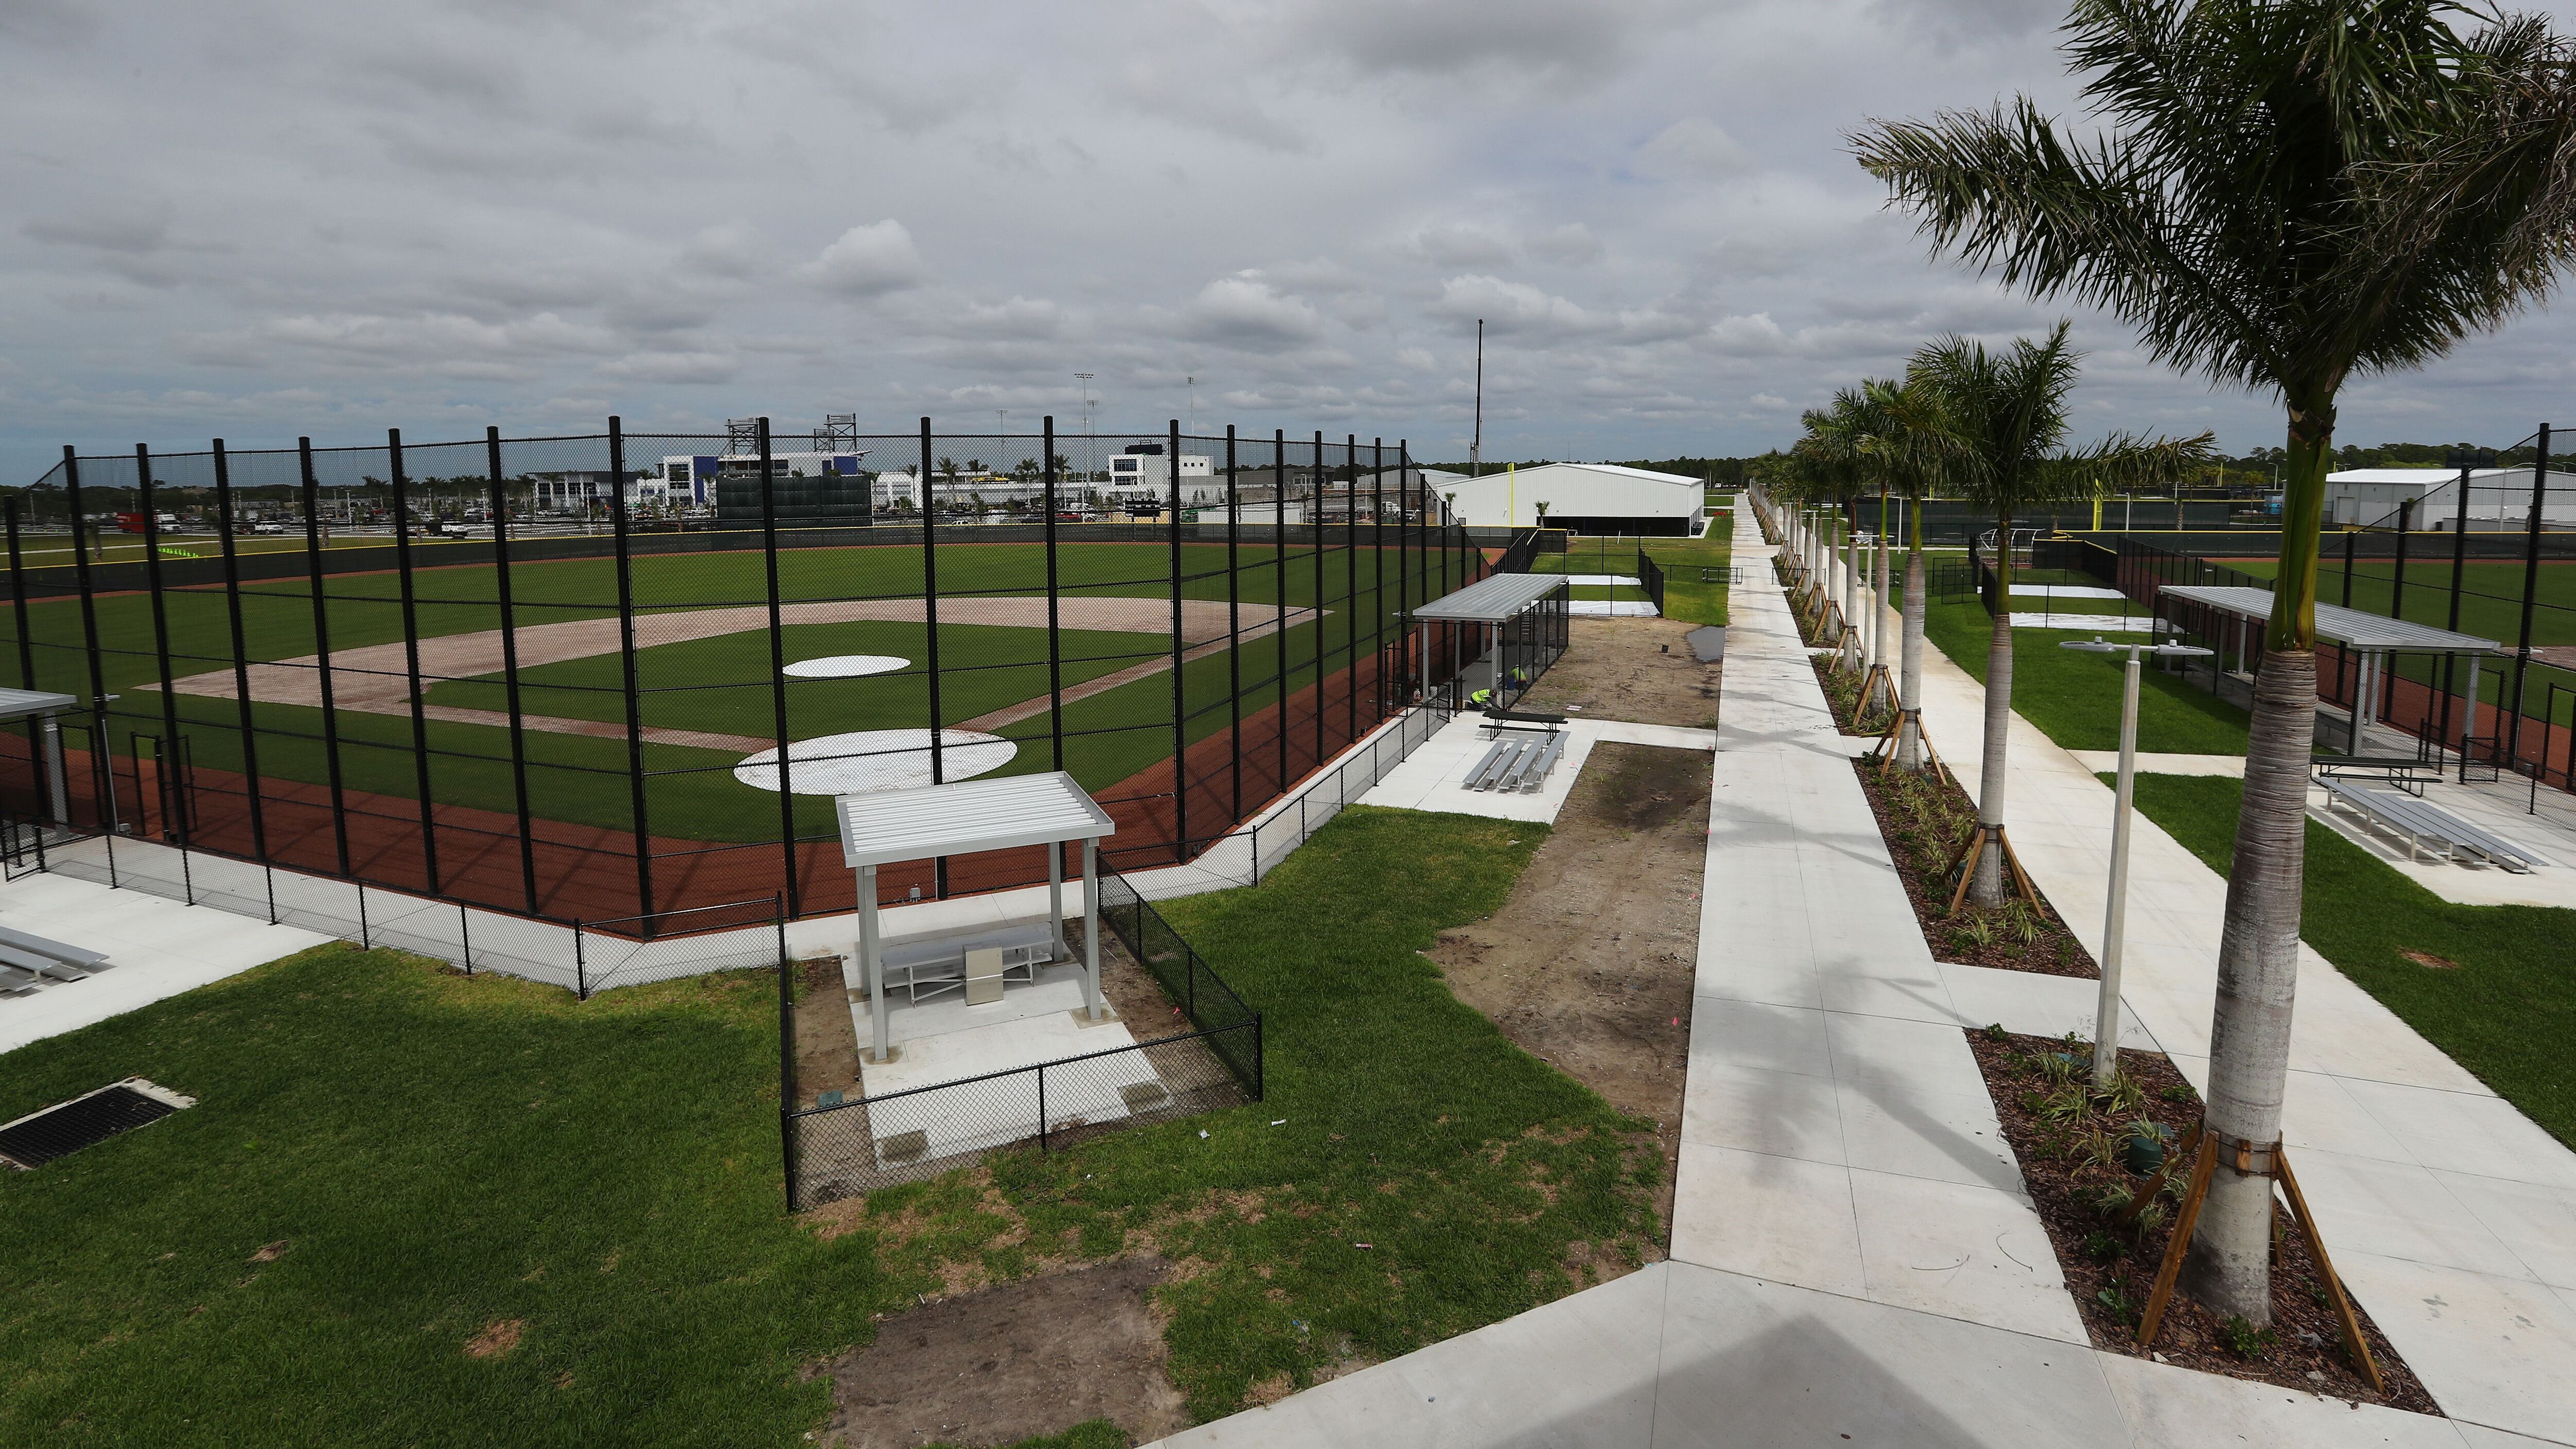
[0,1079,194,1169]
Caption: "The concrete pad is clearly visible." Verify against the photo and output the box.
[2334,1253,2576,1445]
[2431,1172,2576,1292]
[1849,1168,2086,1344]
[2073,751,2246,777]
[2285,1148,2536,1281]
[2093,1351,2469,1447]
[1937,962,2163,1050]
[2340,1079,2576,1191]
[1678,1060,1844,1164]
[1686,998,1834,1079]
[0,874,333,1055]
[1669,1146,1866,1295]
[1651,1264,2132,1448]
[1833,1077,2021,1192]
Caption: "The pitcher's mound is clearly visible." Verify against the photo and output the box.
[733,729,1016,795]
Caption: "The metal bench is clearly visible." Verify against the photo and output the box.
[0,924,106,983]
[2313,753,2442,797]
[1463,731,1567,794]
[2318,779,2549,872]
[877,922,1057,1003]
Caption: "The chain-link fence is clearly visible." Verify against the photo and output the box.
[3,417,1493,950]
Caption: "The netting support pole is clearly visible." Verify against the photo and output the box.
[1167,418,1188,863]
[1275,430,1289,808]
[2445,462,2472,764]
[212,442,270,865]
[1313,431,1326,780]
[1043,415,1064,771]
[778,929,798,1211]
[609,417,654,926]
[1372,437,1386,719]
[920,417,947,898]
[1226,424,1242,825]
[759,418,802,918]
[1345,434,1359,749]
[486,428,539,914]
[390,430,442,895]
[303,438,355,878]
[139,447,185,842]
[4,495,31,691]
[2510,424,2550,770]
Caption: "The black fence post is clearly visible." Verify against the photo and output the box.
[2341,529,2355,609]
[389,429,442,895]
[213,442,268,863]
[758,418,802,917]
[139,446,185,841]
[302,438,355,878]
[574,920,587,999]
[2445,461,2473,761]
[486,428,540,913]
[1345,434,1359,748]
[1314,431,1325,775]
[1038,1064,1049,1152]
[4,496,31,691]
[1168,418,1188,863]
[1043,415,1064,771]
[1226,425,1243,824]
[1372,437,1386,719]
[920,417,947,898]
[608,417,654,926]
[777,915,797,1210]
[1275,430,1290,804]
[2510,424,2551,770]
[64,450,109,732]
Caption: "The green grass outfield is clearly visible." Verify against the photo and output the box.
[1527,532,1732,626]
[1914,594,2252,756]
[0,807,1657,1445]
[6,536,1460,841]
[2127,774,2576,1150]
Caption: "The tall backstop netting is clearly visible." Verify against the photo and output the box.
[1,417,1501,937]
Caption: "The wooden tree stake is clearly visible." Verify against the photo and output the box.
[2278,1150,2384,1393]
[2136,1128,2218,1346]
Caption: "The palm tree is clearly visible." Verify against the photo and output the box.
[1865,373,1958,766]
[1854,0,2576,1323]
[1907,326,2208,909]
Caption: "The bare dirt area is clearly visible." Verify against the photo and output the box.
[817,1255,1192,1448]
[1965,1030,2434,1413]
[1514,617,1720,728]
[792,954,862,1111]
[1426,741,1711,1238]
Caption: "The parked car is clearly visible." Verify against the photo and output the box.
[249,521,289,535]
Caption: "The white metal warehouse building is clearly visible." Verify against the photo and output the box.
[1431,463,1707,537]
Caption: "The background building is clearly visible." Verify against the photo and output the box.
[1435,463,1707,536]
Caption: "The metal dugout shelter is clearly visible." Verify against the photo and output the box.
[1408,572,1571,711]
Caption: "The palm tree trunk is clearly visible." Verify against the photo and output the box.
[1973,508,2014,906]
[1870,490,1891,707]
[2182,408,2331,1324]
[1897,499,1926,770]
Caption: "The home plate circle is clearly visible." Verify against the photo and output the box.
[731,729,1016,795]
[782,654,909,679]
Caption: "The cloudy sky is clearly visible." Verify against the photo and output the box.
[8,0,2576,480]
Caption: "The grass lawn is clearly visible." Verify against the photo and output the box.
[2126,773,2576,1149]
[1534,533,1732,626]
[0,807,1657,1445]
[1921,598,2252,755]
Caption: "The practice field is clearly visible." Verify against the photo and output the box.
[5,535,1461,849]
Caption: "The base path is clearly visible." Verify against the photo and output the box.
[155,598,1323,755]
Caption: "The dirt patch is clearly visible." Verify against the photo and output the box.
[1514,617,1720,728]
[464,1319,524,1359]
[793,954,862,1111]
[818,1256,1190,1449]
[1426,741,1710,1240]
[2399,949,2460,970]
[1965,1029,2434,1412]
[1851,758,2100,979]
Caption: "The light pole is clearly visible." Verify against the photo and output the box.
[2061,635,2212,1092]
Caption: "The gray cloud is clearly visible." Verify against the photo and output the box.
[7,0,2575,472]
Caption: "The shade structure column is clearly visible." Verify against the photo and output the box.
[861,863,887,1061]
[1048,840,1065,959]
[1082,836,1101,1020]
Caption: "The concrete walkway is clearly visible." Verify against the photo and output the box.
[1154,504,2510,1447]
[1891,560,2576,1445]
[0,872,333,1054]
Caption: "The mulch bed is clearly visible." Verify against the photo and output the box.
[1850,758,2100,978]
[1967,1029,2436,1412]
[1810,654,1893,738]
